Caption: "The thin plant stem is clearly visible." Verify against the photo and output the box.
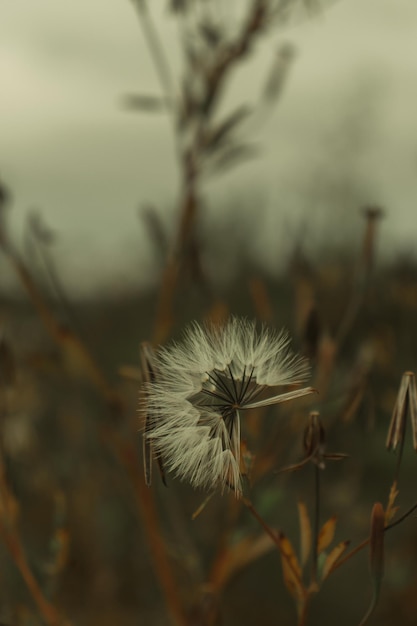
[242,496,307,614]
[385,500,417,531]
[131,0,177,114]
[312,464,320,583]
[242,497,281,547]
[394,403,407,485]
[331,536,370,574]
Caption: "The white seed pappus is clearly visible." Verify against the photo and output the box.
[142,318,313,497]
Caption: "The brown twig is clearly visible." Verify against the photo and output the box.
[242,498,304,592]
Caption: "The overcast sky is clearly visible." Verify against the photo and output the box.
[1,0,417,296]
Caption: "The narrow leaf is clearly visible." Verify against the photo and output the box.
[278,533,305,603]
[297,501,312,568]
[407,372,417,450]
[206,144,259,177]
[386,373,409,451]
[321,540,350,582]
[122,93,170,112]
[205,106,251,151]
[385,481,399,524]
[370,503,385,594]
[192,493,214,520]
[317,516,337,554]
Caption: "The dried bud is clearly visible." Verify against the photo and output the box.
[278,411,347,474]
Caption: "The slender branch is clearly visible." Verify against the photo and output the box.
[385,500,417,531]
[131,0,177,113]
[242,497,305,589]
[330,536,370,574]
[242,497,281,547]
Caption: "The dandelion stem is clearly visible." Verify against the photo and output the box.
[242,498,281,547]
[242,497,305,582]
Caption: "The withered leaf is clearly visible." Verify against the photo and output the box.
[278,533,305,603]
[297,501,312,568]
[317,516,337,554]
[385,481,399,525]
[321,540,350,582]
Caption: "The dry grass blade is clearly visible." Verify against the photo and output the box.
[320,540,351,582]
[297,501,312,568]
[191,494,214,520]
[317,516,337,554]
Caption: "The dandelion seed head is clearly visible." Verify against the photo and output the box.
[143,317,311,497]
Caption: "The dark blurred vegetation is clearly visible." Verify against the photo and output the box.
[1,1,417,625]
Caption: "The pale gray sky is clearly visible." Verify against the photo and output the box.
[1,0,417,296]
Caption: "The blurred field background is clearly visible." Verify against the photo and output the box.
[1,1,417,625]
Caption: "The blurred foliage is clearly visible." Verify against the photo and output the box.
[1,1,417,625]
[1,203,417,625]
